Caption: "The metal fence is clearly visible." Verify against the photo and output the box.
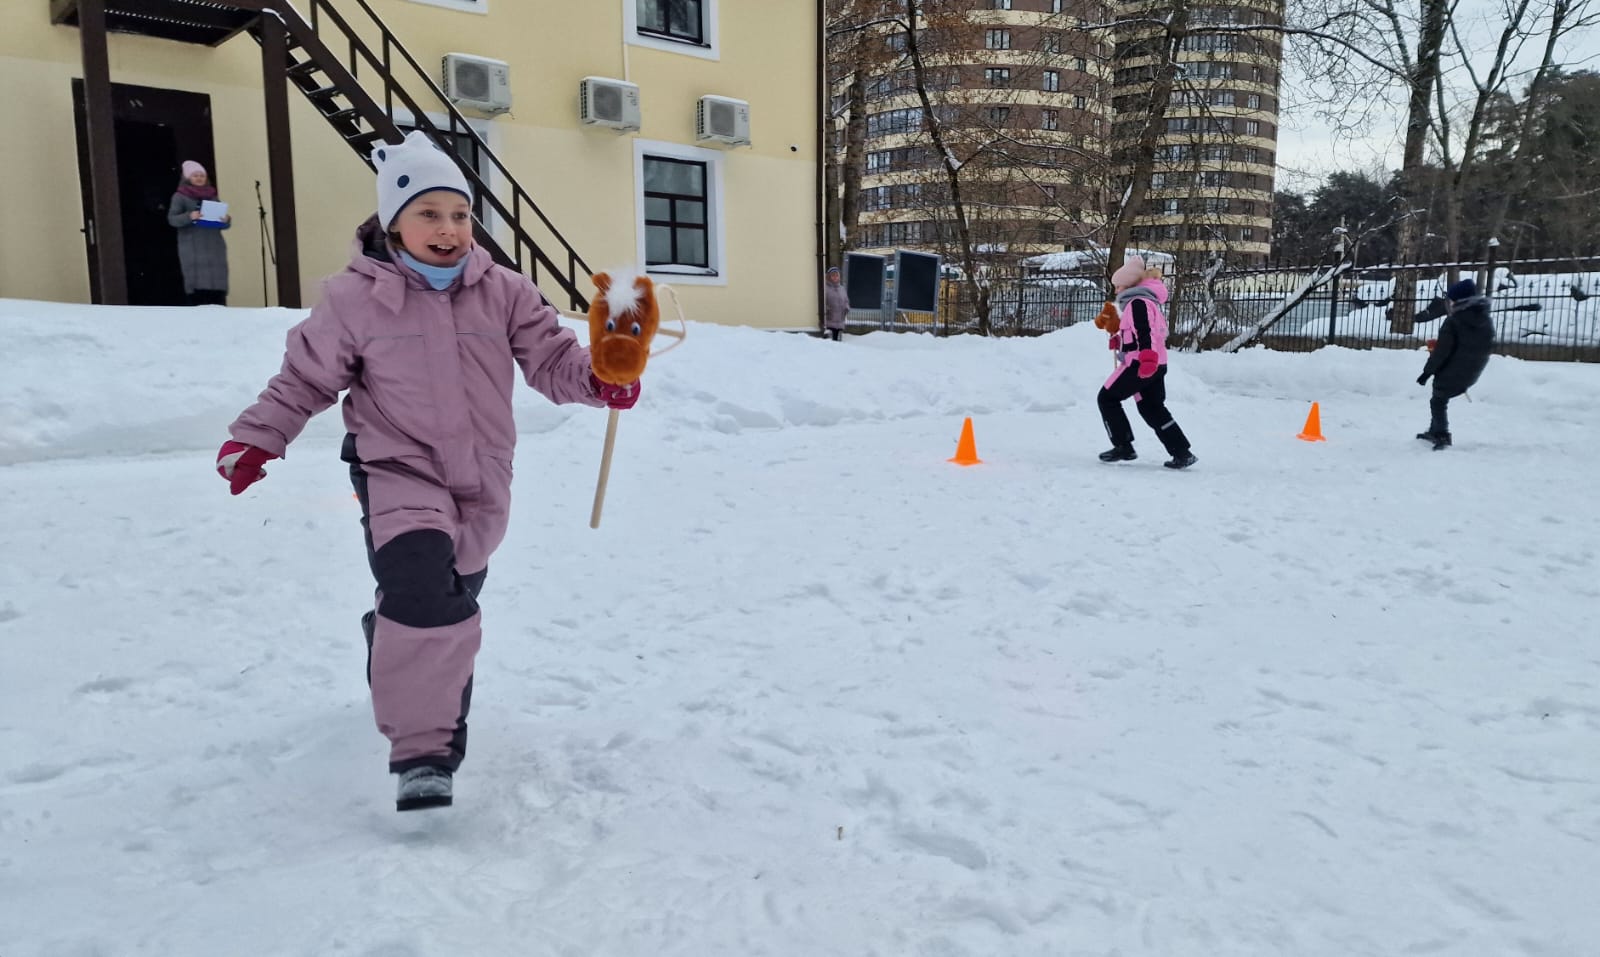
[912,254,1600,362]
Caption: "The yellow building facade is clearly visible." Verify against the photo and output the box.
[1,0,822,328]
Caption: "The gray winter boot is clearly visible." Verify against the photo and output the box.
[396,765,453,811]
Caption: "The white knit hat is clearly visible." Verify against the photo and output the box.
[373,130,472,229]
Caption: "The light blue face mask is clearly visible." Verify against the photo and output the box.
[398,249,468,291]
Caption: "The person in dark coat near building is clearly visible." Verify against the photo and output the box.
[1416,277,1494,449]
[822,265,849,341]
[167,160,231,305]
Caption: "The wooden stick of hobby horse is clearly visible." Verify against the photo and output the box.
[577,284,685,530]
[589,408,621,529]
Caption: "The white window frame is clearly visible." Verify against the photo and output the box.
[388,107,499,234]
[401,0,487,12]
[625,0,721,61]
[634,138,726,285]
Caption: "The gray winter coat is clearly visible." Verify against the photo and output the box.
[167,192,230,295]
[823,281,850,330]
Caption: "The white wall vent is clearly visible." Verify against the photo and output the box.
[696,95,751,147]
[441,53,511,114]
[580,76,642,133]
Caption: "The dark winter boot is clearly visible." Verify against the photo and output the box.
[1163,451,1198,470]
[1098,445,1137,463]
[396,765,453,811]
[1429,431,1452,451]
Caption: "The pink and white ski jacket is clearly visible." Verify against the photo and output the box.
[1104,277,1172,389]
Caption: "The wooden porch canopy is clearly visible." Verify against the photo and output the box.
[51,0,301,306]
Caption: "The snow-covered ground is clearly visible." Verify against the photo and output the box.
[2,297,1597,956]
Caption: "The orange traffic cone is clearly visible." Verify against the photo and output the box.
[1297,402,1326,442]
[948,417,982,465]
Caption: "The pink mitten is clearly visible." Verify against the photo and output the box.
[590,372,642,410]
[1136,349,1160,379]
[216,440,278,495]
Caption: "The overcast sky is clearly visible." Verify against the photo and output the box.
[1271,0,1600,193]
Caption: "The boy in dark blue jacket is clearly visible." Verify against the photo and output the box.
[1416,278,1494,449]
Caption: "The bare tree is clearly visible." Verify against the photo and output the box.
[1283,0,1598,325]
[825,0,902,265]
[1474,0,1600,249]
[1102,0,1191,278]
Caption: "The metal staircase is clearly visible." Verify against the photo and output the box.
[52,0,593,310]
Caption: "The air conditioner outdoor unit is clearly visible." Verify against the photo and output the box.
[579,76,641,132]
[442,53,511,114]
[696,95,751,147]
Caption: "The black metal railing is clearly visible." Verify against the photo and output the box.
[926,253,1600,362]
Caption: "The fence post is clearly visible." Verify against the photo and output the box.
[1325,267,1343,346]
[1480,237,1500,296]
[1326,228,1348,345]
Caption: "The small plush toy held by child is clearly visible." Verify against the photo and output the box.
[1093,300,1120,334]
[1093,300,1120,350]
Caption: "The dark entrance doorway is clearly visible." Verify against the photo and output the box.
[73,81,216,306]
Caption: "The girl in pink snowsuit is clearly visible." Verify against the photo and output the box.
[1096,256,1196,469]
[216,131,640,810]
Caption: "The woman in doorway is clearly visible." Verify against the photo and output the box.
[167,160,231,305]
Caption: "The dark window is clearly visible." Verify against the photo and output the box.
[637,0,705,46]
[643,155,711,269]
[867,108,928,138]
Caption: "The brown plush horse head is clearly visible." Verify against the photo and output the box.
[1092,300,1120,334]
[588,271,659,385]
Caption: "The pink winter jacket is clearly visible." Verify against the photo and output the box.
[1104,277,1171,389]
[229,221,604,497]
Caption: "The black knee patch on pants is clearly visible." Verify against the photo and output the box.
[373,529,481,628]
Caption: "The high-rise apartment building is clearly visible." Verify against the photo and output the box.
[1112,0,1283,266]
[844,0,1114,261]
[837,0,1284,269]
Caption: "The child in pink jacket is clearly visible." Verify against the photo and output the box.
[1097,256,1196,469]
[215,131,640,811]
